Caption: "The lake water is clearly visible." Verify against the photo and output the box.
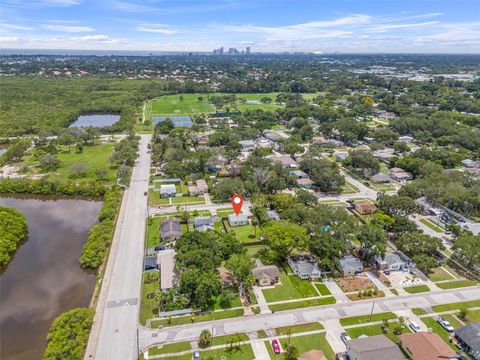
[69,114,120,127]
[0,196,103,360]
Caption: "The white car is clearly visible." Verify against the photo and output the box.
[437,317,454,332]
[340,332,352,344]
[409,321,421,332]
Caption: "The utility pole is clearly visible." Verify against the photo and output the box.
[369,301,375,321]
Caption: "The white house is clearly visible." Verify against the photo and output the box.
[228,214,248,227]
[160,184,177,198]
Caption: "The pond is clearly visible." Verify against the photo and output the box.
[69,114,120,127]
[0,196,103,360]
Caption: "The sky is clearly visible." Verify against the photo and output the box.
[1,0,480,53]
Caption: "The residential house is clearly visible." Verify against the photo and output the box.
[263,131,280,142]
[296,178,314,189]
[289,170,309,179]
[375,251,412,272]
[346,335,404,360]
[188,179,209,196]
[399,332,458,360]
[239,140,256,151]
[270,155,298,169]
[157,249,175,292]
[354,201,378,215]
[339,256,363,276]
[374,148,396,163]
[160,219,183,242]
[252,265,280,286]
[160,184,177,198]
[196,179,209,193]
[267,210,280,221]
[336,153,349,162]
[461,159,479,168]
[193,217,215,232]
[228,214,249,227]
[398,135,414,143]
[455,323,480,360]
[370,173,391,184]
[389,167,413,181]
[312,136,328,144]
[288,255,322,280]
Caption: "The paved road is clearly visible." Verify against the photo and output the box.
[138,286,480,351]
[84,135,151,360]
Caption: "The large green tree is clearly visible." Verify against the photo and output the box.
[261,220,309,260]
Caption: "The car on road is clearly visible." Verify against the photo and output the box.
[144,191,147,196]
[409,321,421,332]
[363,181,371,187]
[383,270,391,275]
[437,317,454,332]
[192,350,200,360]
[340,332,352,344]
[272,339,281,354]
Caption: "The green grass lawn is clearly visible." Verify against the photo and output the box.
[428,267,455,282]
[340,312,397,327]
[226,223,259,244]
[346,322,410,345]
[24,143,116,183]
[146,217,162,248]
[148,341,191,356]
[432,300,480,313]
[171,196,205,204]
[420,218,443,233]
[263,272,318,302]
[436,279,478,289]
[404,284,430,294]
[209,290,242,310]
[211,333,249,346]
[140,271,159,325]
[158,344,254,360]
[411,308,428,315]
[442,314,464,329]
[268,297,336,311]
[265,333,335,360]
[314,283,331,296]
[245,244,264,256]
[420,317,456,350]
[148,189,171,206]
[275,322,324,336]
[150,308,244,328]
[148,93,214,116]
[464,309,480,324]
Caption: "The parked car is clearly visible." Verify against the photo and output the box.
[144,191,147,196]
[340,332,352,344]
[192,351,200,360]
[363,181,371,187]
[437,317,454,332]
[409,321,421,332]
[272,339,281,354]
[383,270,391,275]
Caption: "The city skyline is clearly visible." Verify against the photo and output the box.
[0,0,480,53]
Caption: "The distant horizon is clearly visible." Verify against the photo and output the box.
[1,0,479,53]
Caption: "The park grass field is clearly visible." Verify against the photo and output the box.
[23,142,117,183]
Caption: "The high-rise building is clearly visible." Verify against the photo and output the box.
[246,47,251,55]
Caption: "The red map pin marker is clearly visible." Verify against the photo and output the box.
[231,194,243,215]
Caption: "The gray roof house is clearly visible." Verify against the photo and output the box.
[239,140,256,151]
[251,265,280,287]
[370,173,390,184]
[228,214,248,227]
[375,251,412,272]
[462,159,480,168]
[346,335,404,360]
[160,184,177,198]
[193,217,215,232]
[157,249,175,292]
[288,255,322,280]
[160,220,182,242]
[267,210,280,220]
[289,170,309,179]
[339,256,363,276]
[455,323,480,359]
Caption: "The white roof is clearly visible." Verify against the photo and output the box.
[157,249,175,290]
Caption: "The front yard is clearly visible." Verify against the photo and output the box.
[265,333,335,360]
[336,276,377,293]
[262,272,318,302]
[346,321,410,345]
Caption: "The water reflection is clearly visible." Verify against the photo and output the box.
[0,196,102,360]
[69,114,120,127]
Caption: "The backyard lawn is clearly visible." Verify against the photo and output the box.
[226,223,260,244]
[263,272,317,302]
[146,216,162,248]
[265,333,335,360]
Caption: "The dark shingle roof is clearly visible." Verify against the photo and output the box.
[456,323,480,352]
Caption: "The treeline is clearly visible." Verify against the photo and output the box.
[80,186,122,269]
[0,178,108,197]
[0,206,28,266]
[43,308,94,360]
[0,77,167,137]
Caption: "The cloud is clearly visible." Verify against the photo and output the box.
[108,0,157,12]
[37,0,81,6]
[0,22,34,31]
[368,21,439,33]
[0,36,20,42]
[135,23,181,35]
[43,24,94,32]
[66,34,128,45]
